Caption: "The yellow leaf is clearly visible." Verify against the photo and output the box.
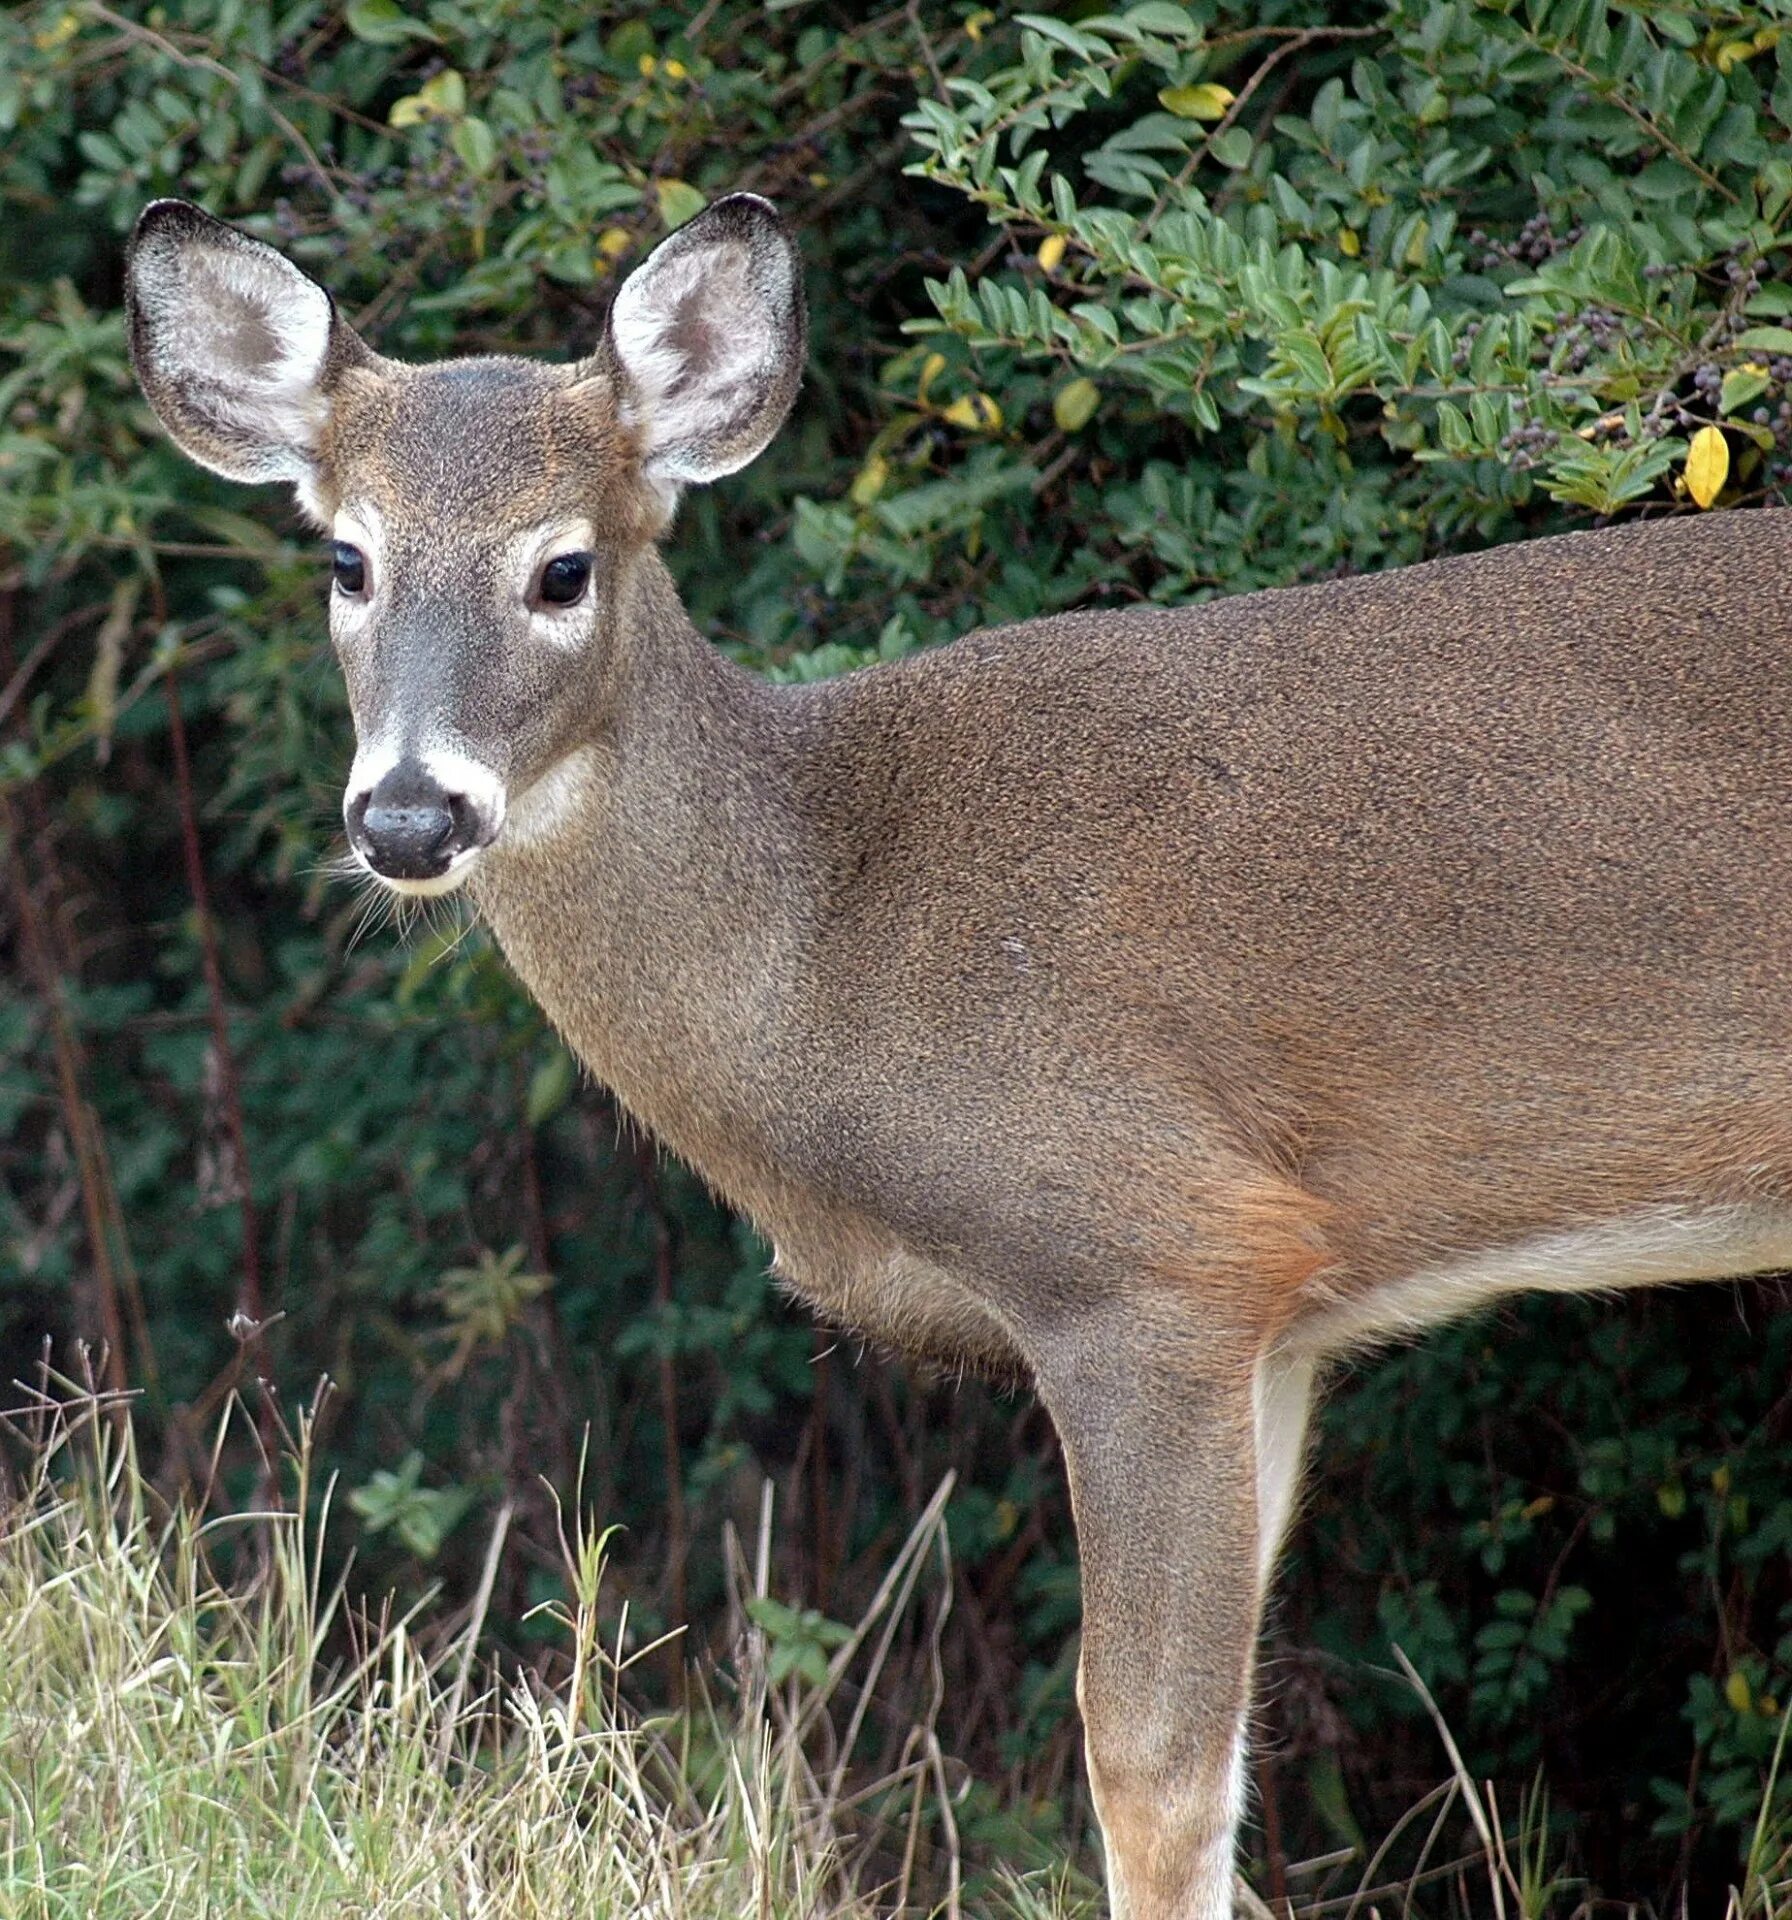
[419,68,465,114]
[1726,1669,1753,1714]
[637,52,657,76]
[1716,39,1757,73]
[33,10,79,50]
[918,352,947,399]
[941,393,1002,431]
[390,67,465,125]
[1713,1460,1734,1494]
[1338,227,1360,257]
[596,227,632,261]
[1053,377,1099,432]
[850,454,888,506]
[1037,233,1067,273]
[1158,83,1235,121]
[662,57,687,80]
[964,8,995,41]
[1684,425,1729,509]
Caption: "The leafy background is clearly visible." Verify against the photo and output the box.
[5,0,1792,1903]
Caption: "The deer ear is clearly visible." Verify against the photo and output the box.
[604,193,805,499]
[125,200,370,504]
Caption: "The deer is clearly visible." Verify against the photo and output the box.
[124,190,1792,1918]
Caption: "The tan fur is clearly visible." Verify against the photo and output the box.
[126,196,1792,1920]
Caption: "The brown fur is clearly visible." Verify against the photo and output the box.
[126,196,1792,1920]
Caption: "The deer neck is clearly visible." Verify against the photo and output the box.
[469,551,815,1183]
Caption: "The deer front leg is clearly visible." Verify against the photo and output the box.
[1036,1310,1281,1920]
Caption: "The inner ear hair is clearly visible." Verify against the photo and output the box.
[126,200,374,494]
[603,193,806,498]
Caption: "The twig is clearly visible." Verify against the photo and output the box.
[1528,30,1734,201]
[1141,27,1382,240]
[437,1498,513,1765]
[1,792,128,1395]
[0,599,107,730]
[163,658,277,1478]
[907,0,949,103]
[82,2,344,205]
[925,1728,962,1920]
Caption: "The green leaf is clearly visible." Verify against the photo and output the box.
[1210,126,1253,170]
[1719,366,1770,416]
[1733,326,1792,352]
[451,114,497,175]
[1015,14,1097,55]
[1124,0,1204,37]
[526,1046,575,1126]
[1158,84,1234,121]
[343,0,438,46]
[656,178,707,229]
[1053,376,1100,431]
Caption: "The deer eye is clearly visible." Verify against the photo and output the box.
[538,552,592,607]
[331,542,367,597]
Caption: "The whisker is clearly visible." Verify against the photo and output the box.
[320,834,480,961]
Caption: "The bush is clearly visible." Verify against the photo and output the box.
[5,0,1792,1901]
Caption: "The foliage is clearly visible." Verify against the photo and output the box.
[5,0,1792,1902]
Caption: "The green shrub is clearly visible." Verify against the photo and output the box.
[5,0,1792,1900]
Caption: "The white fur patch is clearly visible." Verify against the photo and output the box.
[1296,1204,1792,1356]
[329,503,385,636]
[1252,1351,1317,1580]
[502,750,598,848]
[344,734,402,808]
[416,747,506,833]
[609,245,714,422]
[378,851,482,899]
[508,519,597,649]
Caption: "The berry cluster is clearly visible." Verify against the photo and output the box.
[1496,417,1556,469]
[1466,215,1584,273]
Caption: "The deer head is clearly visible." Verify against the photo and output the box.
[125,195,806,893]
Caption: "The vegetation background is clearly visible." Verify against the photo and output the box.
[6,0,1792,1906]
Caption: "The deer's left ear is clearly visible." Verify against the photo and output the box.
[603,193,806,501]
[125,200,374,505]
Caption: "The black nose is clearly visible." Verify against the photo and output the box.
[347,763,476,881]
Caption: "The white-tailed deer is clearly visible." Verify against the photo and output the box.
[126,192,1792,1917]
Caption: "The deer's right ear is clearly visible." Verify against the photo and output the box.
[125,201,369,510]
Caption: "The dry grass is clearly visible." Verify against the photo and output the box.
[0,1381,1785,1919]
[0,1383,1061,1920]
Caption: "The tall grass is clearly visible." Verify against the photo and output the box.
[0,1382,1031,1919]
[0,1380,1785,1919]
